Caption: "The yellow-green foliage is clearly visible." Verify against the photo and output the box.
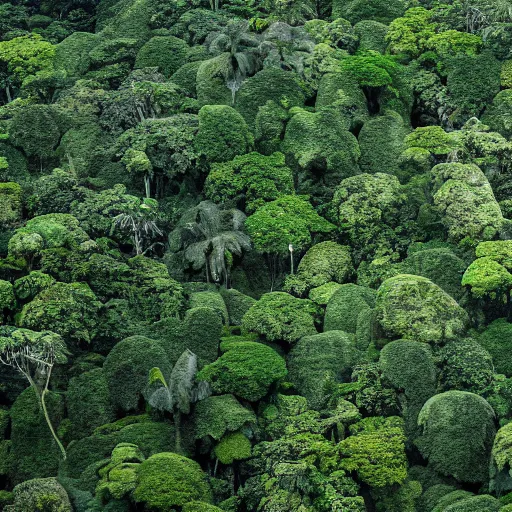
[18,282,101,344]
[214,432,252,464]
[339,416,408,488]
[95,443,144,501]
[502,60,512,88]
[133,452,213,510]
[197,340,287,401]
[242,292,319,343]
[0,182,22,225]
[9,477,71,512]
[205,152,294,214]
[416,391,496,483]
[376,274,468,344]
[433,163,503,243]
[0,280,15,313]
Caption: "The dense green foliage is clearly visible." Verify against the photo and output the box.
[1,0,512,508]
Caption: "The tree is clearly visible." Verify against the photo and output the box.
[245,195,335,288]
[111,198,163,256]
[169,201,251,286]
[0,328,68,459]
[121,149,153,198]
[0,34,55,102]
[146,350,211,454]
[204,152,294,214]
[207,20,261,102]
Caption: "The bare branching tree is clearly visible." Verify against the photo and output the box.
[0,328,68,459]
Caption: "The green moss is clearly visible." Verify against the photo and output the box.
[404,248,466,301]
[95,443,144,501]
[331,172,406,260]
[197,341,287,402]
[405,126,459,156]
[375,275,468,344]
[358,111,408,177]
[315,71,369,131]
[9,387,64,485]
[193,394,256,440]
[445,51,501,125]
[10,477,71,512]
[332,0,406,24]
[241,292,318,344]
[53,32,98,76]
[214,432,251,464]
[18,282,101,344]
[482,90,512,139]
[324,284,376,334]
[103,335,172,412]
[437,494,499,512]
[219,289,256,326]
[235,67,306,130]
[288,330,363,409]
[171,60,203,97]
[205,152,294,214]
[134,36,189,77]
[134,452,213,510]
[284,242,353,297]
[0,182,22,225]
[182,307,222,368]
[195,105,253,163]
[283,108,360,201]
[196,54,233,107]
[189,292,228,325]
[380,340,436,440]
[0,279,15,314]
[439,338,494,393]
[478,319,512,377]
[66,368,116,439]
[354,20,389,53]
[182,503,224,512]
[339,416,408,488]
[416,391,496,483]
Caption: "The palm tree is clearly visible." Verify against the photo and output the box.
[208,21,261,103]
[111,199,162,256]
[146,350,210,454]
[259,22,315,77]
[170,201,251,286]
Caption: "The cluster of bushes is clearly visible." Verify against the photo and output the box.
[3,0,512,510]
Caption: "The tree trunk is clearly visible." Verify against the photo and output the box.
[174,410,183,454]
[41,366,66,460]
